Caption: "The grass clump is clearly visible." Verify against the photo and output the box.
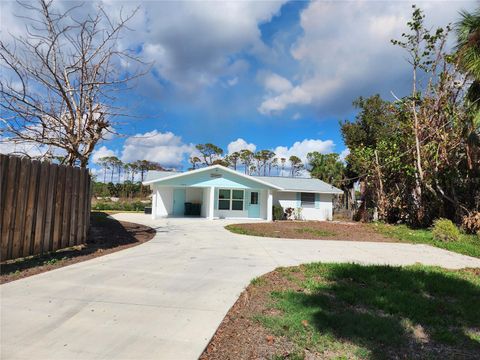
[372,222,479,258]
[225,225,268,237]
[256,263,480,359]
[295,227,336,237]
[432,218,460,242]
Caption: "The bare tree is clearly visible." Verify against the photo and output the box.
[0,0,148,167]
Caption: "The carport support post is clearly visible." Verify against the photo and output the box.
[267,189,273,221]
[151,185,157,219]
[208,186,215,220]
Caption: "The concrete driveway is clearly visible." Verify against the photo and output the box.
[2,214,479,360]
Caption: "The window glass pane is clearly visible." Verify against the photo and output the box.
[219,199,230,210]
[219,189,230,199]
[232,200,243,211]
[250,192,258,205]
[232,190,243,199]
[301,192,315,207]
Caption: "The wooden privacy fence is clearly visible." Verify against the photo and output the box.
[0,154,91,261]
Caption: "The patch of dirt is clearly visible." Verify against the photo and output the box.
[230,221,395,242]
[0,212,156,284]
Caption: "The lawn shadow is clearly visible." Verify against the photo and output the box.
[279,264,480,359]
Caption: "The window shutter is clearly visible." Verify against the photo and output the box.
[315,193,320,209]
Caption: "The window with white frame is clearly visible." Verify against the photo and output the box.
[300,192,315,207]
[218,189,244,211]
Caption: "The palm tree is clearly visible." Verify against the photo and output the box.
[280,157,286,176]
[98,156,111,183]
[195,143,224,166]
[107,156,122,182]
[457,8,480,81]
[258,150,275,176]
[129,162,139,182]
[270,157,279,176]
[239,149,253,174]
[123,163,131,183]
[253,152,263,175]
[289,155,303,177]
[456,8,480,172]
[189,156,201,170]
[228,152,240,170]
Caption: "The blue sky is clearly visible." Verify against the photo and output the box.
[1,0,476,172]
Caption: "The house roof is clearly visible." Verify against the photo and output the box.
[142,164,283,189]
[252,175,343,194]
[144,165,343,194]
[144,170,178,182]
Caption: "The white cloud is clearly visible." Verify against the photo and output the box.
[91,146,118,164]
[227,138,257,154]
[120,130,194,168]
[227,77,239,86]
[292,113,301,120]
[339,148,350,162]
[258,71,293,93]
[130,1,286,91]
[259,85,311,115]
[0,137,65,159]
[0,141,46,158]
[273,139,335,164]
[2,0,286,93]
[258,1,473,115]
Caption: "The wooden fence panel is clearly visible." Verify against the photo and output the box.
[52,165,66,252]
[76,169,86,245]
[2,156,19,261]
[23,160,40,257]
[69,167,80,247]
[61,167,73,249]
[43,164,58,253]
[0,155,91,261]
[33,162,50,255]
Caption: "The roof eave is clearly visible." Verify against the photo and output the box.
[143,164,283,190]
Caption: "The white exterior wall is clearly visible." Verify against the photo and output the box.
[186,188,202,204]
[259,189,268,220]
[274,191,297,209]
[273,191,334,221]
[152,186,334,221]
[201,187,211,218]
[153,186,174,218]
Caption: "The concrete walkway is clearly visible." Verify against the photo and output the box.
[2,214,479,360]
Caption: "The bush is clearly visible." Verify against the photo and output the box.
[92,201,148,212]
[461,212,480,235]
[273,205,284,221]
[432,218,460,242]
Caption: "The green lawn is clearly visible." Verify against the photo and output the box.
[254,263,480,359]
[225,224,269,237]
[372,222,480,258]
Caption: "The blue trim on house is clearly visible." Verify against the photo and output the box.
[296,192,301,208]
[152,167,276,190]
[315,193,320,209]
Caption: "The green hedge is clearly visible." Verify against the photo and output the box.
[92,201,149,212]
[273,205,284,221]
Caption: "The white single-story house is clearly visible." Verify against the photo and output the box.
[143,165,343,221]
